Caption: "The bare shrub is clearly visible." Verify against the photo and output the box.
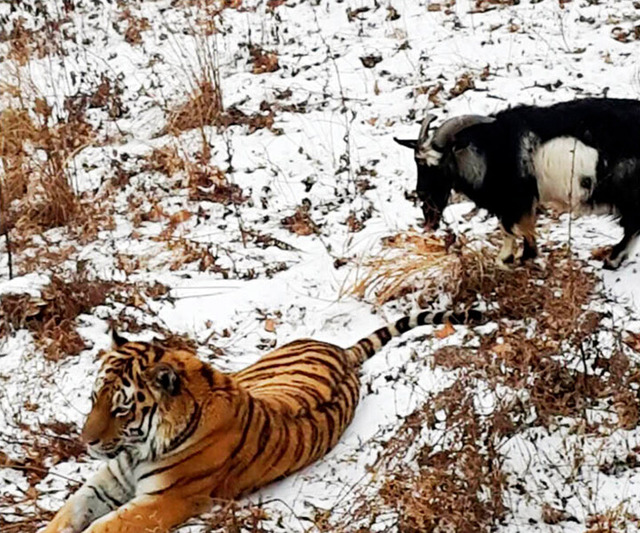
[0,275,113,361]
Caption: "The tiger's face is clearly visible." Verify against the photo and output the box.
[81,332,198,461]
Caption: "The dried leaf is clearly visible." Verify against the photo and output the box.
[435,321,456,339]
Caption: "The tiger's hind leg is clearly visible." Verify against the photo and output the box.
[83,493,211,533]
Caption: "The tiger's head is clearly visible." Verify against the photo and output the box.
[81,331,233,461]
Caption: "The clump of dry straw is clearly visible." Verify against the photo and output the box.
[346,231,463,305]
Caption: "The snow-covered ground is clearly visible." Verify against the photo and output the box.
[2,0,640,531]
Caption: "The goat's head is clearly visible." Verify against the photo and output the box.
[395,114,495,230]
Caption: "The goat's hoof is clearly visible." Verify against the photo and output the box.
[603,255,623,270]
[496,258,515,271]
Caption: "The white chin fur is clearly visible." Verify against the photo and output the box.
[533,136,598,211]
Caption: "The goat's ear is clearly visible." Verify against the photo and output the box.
[111,329,129,349]
[145,363,181,396]
[394,137,418,150]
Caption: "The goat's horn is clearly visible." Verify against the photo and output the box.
[417,114,437,146]
[431,115,495,151]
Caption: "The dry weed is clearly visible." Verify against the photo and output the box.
[348,231,454,304]
[0,89,98,243]
[163,77,275,136]
[0,275,113,361]
[281,200,318,236]
[249,45,279,74]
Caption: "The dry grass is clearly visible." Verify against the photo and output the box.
[0,420,83,533]
[249,45,279,74]
[0,275,114,361]
[336,231,640,530]
[0,85,98,246]
[281,200,318,236]
[347,231,455,304]
[379,380,506,533]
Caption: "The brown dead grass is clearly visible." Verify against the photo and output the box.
[348,231,454,304]
[338,231,640,530]
[162,78,275,136]
[0,15,67,65]
[0,275,114,361]
[0,420,83,533]
[0,88,97,242]
[379,381,506,532]
[249,44,279,74]
[281,200,318,236]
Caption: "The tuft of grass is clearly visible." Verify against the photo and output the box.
[346,231,455,305]
[0,275,113,361]
[0,86,96,242]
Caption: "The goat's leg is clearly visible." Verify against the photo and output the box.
[604,227,640,270]
[515,210,538,262]
[497,226,517,269]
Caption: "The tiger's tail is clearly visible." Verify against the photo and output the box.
[345,308,484,365]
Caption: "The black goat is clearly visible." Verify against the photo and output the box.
[395,98,640,269]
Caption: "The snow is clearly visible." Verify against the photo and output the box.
[2,0,640,531]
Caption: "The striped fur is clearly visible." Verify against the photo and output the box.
[43,308,482,533]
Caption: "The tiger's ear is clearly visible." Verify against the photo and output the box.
[146,363,181,396]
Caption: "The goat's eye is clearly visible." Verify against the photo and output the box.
[112,406,130,417]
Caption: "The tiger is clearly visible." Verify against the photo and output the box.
[43,307,483,533]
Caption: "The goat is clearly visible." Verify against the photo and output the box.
[395,98,640,269]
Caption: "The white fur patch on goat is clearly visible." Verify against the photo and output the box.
[416,145,443,166]
[533,136,598,211]
[455,143,486,188]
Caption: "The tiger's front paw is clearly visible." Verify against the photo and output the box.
[40,509,80,533]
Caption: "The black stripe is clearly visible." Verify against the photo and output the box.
[256,409,272,455]
[89,484,122,509]
[229,407,273,479]
[305,354,346,375]
[375,327,392,344]
[267,423,291,471]
[137,428,217,481]
[299,383,330,406]
[359,338,375,358]
[395,316,411,333]
[311,416,328,459]
[228,395,255,460]
[341,377,359,420]
[322,406,337,446]
[165,403,201,454]
[292,420,307,466]
[307,420,320,459]
[106,463,129,495]
[290,391,313,414]
[153,346,165,362]
[290,369,334,389]
[200,364,215,387]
